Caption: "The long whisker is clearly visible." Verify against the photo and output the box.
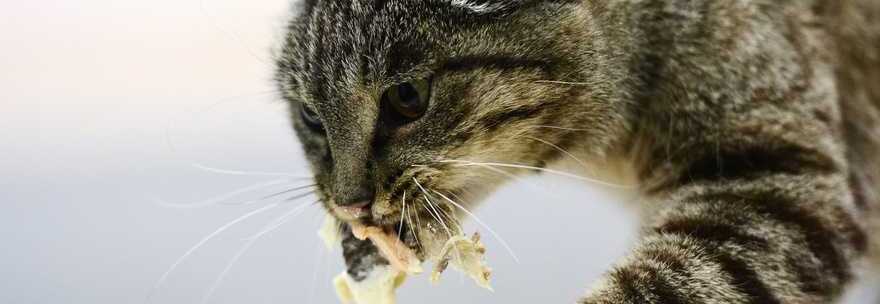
[524,135,590,169]
[534,80,590,86]
[397,191,407,238]
[154,179,293,209]
[147,203,281,303]
[200,238,258,304]
[406,192,424,252]
[431,190,521,263]
[243,200,317,241]
[200,201,317,303]
[413,178,455,237]
[413,179,467,268]
[438,159,631,189]
[192,163,311,178]
[531,125,592,132]
[218,185,315,206]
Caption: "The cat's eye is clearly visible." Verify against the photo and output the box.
[300,104,324,131]
[382,78,431,124]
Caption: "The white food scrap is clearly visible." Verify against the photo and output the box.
[430,233,493,291]
[318,214,341,251]
[333,266,407,304]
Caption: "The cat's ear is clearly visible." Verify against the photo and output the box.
[443,0,525,14]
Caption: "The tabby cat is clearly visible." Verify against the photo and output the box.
[274,0,880,302]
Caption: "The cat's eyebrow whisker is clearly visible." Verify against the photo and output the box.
[437,159,632,189]
[147,203,281,303]
[191,163,312,178]
[153,179,291,209]
[431,190,521,263]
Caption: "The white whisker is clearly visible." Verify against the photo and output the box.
[438,159,631,189]
[534,80,590,86]
[218,185,314,206]
[243,200,316,241]
[154,179,292,209]
[524,135,590,169]
[200,238,259,304]
[413,178,455,237]
[531,125,592,132]
[147,203,280,303]
[398,191,407,238]
[414,179,466,267]
[432,190,521,263]
[192,163,311,178]
[200,201,317,303]
[405,191,424,252]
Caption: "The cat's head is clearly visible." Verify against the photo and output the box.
[276,0,627,253]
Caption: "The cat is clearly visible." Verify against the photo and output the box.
[274,0,880,302]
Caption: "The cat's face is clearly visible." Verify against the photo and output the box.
[276,0,624,255]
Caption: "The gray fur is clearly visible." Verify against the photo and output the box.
[275,0,880,302]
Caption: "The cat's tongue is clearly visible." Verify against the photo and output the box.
[349,223,423,274]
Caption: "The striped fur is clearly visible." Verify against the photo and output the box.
[275,0,880,302]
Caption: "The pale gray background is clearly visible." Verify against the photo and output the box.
[1,0,877,303]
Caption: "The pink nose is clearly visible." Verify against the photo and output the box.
[337,201,371,218]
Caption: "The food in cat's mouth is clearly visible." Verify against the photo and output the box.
[350,222,423,274]
[321,216,492,304]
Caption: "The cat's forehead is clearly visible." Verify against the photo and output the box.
[282,1,451,104]
[278,0,532,106]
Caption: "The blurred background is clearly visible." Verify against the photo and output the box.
[1,0,876,303]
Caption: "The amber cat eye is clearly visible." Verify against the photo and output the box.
[382,78,431,124]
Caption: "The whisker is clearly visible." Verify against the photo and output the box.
[413,178,455,237]
[192,163,311,178]
[534,80,590,86]
[397,191,407,238]
[438,159,632,189]
[431,190,521,263]
[524,135,590,169]
[414,179,466,268]
[199,202,318,303]
[406,193,424,252]
[147,203,281,303]
[283,191,318,203]
[531,125,592,132]
[216,187,315,207]
[243,200,317,241]
[154,179,293,209]
[200,237,259,304]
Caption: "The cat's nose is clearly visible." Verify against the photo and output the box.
[335,185,374,218]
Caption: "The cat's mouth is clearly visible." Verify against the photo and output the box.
[332,203,429,260]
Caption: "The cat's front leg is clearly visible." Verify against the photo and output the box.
[581,174,868,304]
